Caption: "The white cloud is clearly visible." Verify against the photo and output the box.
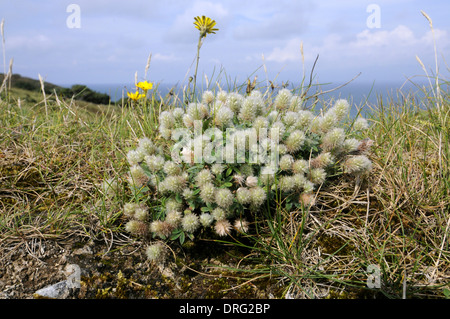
[266,25,449,65]
[266,38,304,63]
[422,28,449,46]
[153,53,179,62]
[354,25,415,47]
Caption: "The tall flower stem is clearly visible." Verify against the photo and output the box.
[191,15,218,103]
[192,35,203,103]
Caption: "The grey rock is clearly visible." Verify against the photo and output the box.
[34,280,70,299]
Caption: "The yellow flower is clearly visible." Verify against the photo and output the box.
[136,81,153,91]
[127,91,145,101]
[194,15,218,38]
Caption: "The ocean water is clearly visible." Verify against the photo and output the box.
[85,80,431,118]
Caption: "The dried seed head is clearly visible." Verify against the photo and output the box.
[215,219,232,237]
[215,188,234,209]
[234,218,249,233]
[357,138,374,154]
[200,213,214,227]
[182,213,200,233]
[125,220,148,237]
[150,220,174,238]
[236,187,252,205]
[342,155,372,174]
[146,243,166,263]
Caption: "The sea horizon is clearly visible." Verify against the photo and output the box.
[62,79,433,117]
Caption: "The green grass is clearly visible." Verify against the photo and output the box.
[0,85,158,243]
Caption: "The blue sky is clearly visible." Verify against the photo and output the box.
[1,0,449,89]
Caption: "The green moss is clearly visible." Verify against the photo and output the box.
[316,233,355,256]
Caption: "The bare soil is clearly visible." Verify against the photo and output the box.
[0,237,282,299]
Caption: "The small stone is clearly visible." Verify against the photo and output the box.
[34,281,70,299]
[72,245,93,256]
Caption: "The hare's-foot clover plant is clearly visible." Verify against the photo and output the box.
[121,87,373,261]
[116,16,373,263]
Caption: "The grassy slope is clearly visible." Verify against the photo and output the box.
[0,87,134,241]
[0,73,112,106]
[0,82,448,299]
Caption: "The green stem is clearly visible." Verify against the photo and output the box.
[192,35,203,103]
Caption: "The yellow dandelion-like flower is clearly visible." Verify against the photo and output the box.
[136,80,153,92]
[127,91,145,101]
[194,15,219,38]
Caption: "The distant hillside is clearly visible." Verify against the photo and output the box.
[0,73,111,105]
